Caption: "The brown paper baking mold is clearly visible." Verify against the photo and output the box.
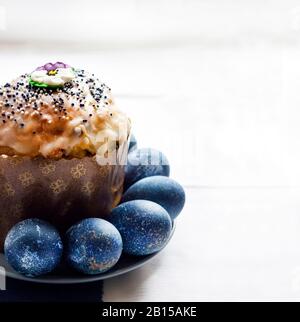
[0,151,126,250]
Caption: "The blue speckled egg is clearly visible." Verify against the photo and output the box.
[122,176,185,220]
[128,133,137,152]
[4,219,63,277]
[125,148,170,190]
[66,218,122,275]
[109,200,172,256]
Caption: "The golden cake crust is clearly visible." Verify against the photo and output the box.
[0,69,130,159]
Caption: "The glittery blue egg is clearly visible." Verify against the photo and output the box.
[128,133,137,152]
[4,219,63,277]
[125,148,170,190]
[66,218,122,275]
[122,176,185,220]
[109,200,172,256]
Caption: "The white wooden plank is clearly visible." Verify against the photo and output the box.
[104,187,300,301]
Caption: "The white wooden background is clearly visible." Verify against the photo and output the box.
[1,0,300,301]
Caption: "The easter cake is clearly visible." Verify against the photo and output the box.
[0,62,130,250]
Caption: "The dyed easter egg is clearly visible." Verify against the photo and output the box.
[122,176,185,220]
[109,200,172,256]
[128,133,137,152]
[125,148,170,190]
[66,218,122,275]
[4,219,63,277]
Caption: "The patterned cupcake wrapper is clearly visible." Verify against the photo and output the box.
[0,144,127,251]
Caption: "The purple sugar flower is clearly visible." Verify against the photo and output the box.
[30,62,75,88]
[36,62,70,72]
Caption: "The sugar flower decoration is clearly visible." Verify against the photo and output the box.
[29,62,75,88]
